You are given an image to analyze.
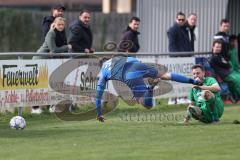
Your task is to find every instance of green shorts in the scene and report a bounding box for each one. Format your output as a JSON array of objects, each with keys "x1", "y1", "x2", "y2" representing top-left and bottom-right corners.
[
  {"x1": 225, "y1": 71, "x2": 240, "y2": 100},
  {"x1": 198, "y1": 97, "x2": 224, "y2": 123}
]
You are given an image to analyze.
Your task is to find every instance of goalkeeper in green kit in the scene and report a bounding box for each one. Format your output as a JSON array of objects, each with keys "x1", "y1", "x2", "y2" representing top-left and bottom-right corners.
[{"x1": 184, "y1": 64, "x2": 224, "y2": 124}]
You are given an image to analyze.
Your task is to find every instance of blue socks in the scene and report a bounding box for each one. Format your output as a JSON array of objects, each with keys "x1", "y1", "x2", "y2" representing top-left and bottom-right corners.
[
  {"x1": 170, "y1": 73, "x2": 196, "y2": 84},
  {"x1": 143, "y1": 86, "x2": 154, "y2": 108}
]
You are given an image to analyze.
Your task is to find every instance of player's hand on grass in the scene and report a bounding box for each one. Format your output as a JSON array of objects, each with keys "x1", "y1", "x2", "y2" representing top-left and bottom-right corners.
[{"x1": 97, "y1": 115, "x2": 105, "y2": 122}]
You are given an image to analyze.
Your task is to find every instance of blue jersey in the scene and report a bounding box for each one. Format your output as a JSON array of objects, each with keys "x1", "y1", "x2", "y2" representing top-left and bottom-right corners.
[
  {"x1": 96, "y1": 56, "x2": 158, "y2": 116},
  {"x1": 99, "y1": 56, "x2": 139, "y2": 81}
]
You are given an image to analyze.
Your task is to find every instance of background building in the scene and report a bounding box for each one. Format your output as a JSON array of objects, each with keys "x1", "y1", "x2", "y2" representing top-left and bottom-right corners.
[
  {"x1": 0, "y1": 0, "x2": 136, "y2": 52},
  {"x1": 0, "y1": 0, "x2": 136, "y2": 13},
  {"x1": 102, "y1": 0, "x2": 136, "y2": 13},
  {"x1": 0, "y1": 0, "x2": 102, "y2": 11},
  {"x1": 137, "y1": 0, "x2": 240, "y2": 53}
]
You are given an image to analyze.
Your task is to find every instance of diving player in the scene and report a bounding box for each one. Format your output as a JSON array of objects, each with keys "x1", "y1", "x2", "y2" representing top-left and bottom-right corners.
[{"x1": 96, "y1": 56, "x2": 202, "y2": 122}]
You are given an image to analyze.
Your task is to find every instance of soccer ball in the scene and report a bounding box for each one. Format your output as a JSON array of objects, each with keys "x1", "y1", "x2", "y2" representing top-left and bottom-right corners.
[{"x1": 9, "y1": 116, "x2": 26, "y2": 130}]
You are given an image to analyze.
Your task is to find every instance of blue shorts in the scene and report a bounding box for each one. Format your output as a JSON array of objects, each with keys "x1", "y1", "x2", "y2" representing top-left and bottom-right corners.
[{"x1": 123, "y1": 62, "x2": 158, "y2": 98}]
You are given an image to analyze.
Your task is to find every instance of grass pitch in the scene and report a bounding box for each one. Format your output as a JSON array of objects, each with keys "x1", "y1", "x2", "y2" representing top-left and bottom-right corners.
[{"x1": 0, "y1": 100, "x2": 240, "y2": 160}]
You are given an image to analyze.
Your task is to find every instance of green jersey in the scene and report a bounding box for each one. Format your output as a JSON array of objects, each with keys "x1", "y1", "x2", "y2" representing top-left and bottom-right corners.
[
  {"x1": 228, "y1": 49, "x2": 239, "y2": 72},
  {"x1": 189, "y1": 77, "x2": 224, "y2": 123}
]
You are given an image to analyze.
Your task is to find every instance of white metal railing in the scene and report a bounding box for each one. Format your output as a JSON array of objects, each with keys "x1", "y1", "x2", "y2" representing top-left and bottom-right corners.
[
  {"x1": 0, "y1": 51, "x2": 212, "y2": 57},
  {"x1": 0, "y1": 51, "x2": 211, "y2": 115}
]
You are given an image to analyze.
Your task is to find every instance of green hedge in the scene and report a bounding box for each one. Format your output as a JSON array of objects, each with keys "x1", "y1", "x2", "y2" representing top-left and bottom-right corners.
[
  {"x1": 0, "y1": 9, "x2": 44, "y2": 52},
  {"x1": 0, "y1": 9, "x2": 133, "y2": 52}
]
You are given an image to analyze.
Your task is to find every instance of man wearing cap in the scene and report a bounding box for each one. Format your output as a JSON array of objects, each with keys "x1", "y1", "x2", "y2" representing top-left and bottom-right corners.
[{"x1": 42, "y1": 4, "x2": 66, "y2": 37}]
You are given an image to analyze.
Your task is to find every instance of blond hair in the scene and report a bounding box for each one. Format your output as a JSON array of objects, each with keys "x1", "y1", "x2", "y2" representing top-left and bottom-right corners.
[{"x1": 50, "y1": 17, "x2": 66, "y2": 29}]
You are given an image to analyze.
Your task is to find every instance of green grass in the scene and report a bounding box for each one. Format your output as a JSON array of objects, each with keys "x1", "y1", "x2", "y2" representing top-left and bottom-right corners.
[{"x1": 0, "y1": 100, "x2": 240, "y2": 160}]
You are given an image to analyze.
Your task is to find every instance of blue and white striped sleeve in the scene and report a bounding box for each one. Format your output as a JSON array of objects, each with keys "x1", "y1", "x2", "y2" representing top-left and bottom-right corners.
[{"x1": 96, "y1": 72, "x2": 107, "y2": 116}]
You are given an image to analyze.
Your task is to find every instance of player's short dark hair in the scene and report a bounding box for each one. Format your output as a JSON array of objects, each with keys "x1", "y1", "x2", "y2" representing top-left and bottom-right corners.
[
  {"x1": 130, "y1": 17, "x2": 140, "y2": 23},
  {"x1": 188, "y1": 13, "x2": 197, "y2": 17},
  {"x1": 212, "y1": 40, "x2": 223, "y2": 46},
  {"x1": 220, "y1": 18, "x2": 229, "y2": 25},
  {"x1": 191, "y1": 64, "x2": 205, "y2": 71},
  {"x1": 176, "y1": 11, "x2": 185, "y2": 18},
  {"x1": 79, "y1": 9, "x2": 91, "y2": 16},
  {"x1": 52, "y1": 4, "x2": 66, "y2": 11}
]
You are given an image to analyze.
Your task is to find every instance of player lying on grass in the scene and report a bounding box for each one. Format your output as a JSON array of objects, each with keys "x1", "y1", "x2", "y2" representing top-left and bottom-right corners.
[
  {"x1": 183, "y1": 64, "x2": 224, "y2": 124},
  {"x1": 96, "y1": 55, "x2": 202, "y2": 122}
]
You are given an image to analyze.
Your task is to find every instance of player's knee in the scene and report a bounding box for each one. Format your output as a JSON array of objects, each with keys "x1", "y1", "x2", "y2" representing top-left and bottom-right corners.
[
  {"x1": 187, "y1": 104, "x2": 194, "y2": 110},
  {"x1": 201, "y1": 90, "x2": 215, "y2": 100}
]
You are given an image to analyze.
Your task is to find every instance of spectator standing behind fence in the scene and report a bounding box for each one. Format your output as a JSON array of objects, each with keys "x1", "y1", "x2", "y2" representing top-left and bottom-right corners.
[
  {"x1": 167, "y1": 12, "x2": 194, "y2": 105},
  {"x1": 42, "y1": 4, "x2": 66, "y2": 38},
  {"x1": 209, "y1": 40, "x2": 240, "y2": 102},
  {"x1": 213, "y1": 19, "x2": 230, "y2": 60},
  {"x1": 118, "y1": 17, "x2": 140, "y2": 53},
  {"x1": 32, "y1": 17, "x2": 72, "y2": 114},
  {"x1": 68, "y1": 10, "x2": 94, "y2": 53},
  {"x1": 185, "y1": 13, "x2": 197, "y2": 52},
  {"x1": 37, "y1": 17, "x2": 71, "y2": 54},
  {"x1": 167, "y1": 12, "x2": 193, "y2": 54}
]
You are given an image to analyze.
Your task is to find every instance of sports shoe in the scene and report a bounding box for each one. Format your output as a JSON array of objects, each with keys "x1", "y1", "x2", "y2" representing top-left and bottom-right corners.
[
  {"x1": 168, "y1": 98, "x2": 177, "y2": 105},
  {"x1": 188, "y1": 107, "x2": 203, "y2": 120},
  {"x1": 177, "y1": 97, "x2": 190, "y2": 104},
  {"x1": 31, "y1": 107, "x2": 42, "y2": 114},
  {"x1": 211, "y1": 120, "x2": 220, "y2": 125}
]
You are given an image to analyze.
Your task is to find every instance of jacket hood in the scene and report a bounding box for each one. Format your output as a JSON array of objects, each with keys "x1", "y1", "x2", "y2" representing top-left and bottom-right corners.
[{"x1": 44, "y1": 16, "x2": 55, "y2": 22}]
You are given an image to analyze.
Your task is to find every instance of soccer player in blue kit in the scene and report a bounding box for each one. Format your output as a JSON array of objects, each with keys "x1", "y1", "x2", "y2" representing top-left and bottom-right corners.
[{"x1": 96, "y1": 56, "x2": 201, "y2": 122}]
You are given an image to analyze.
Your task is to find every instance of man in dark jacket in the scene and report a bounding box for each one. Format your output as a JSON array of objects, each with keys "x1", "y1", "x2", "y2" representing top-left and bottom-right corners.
[
  {"x1": 185, "y1": 13, "x2": 197, "y2": 52},
  {"x1": 167, "y1": 12, "x2": 193, "y2": 53},
  {"x1": 42, "y1": 4, "x2": 65, "y2": 38},
  {"x1": 118, "y1": 17, "x2": 140, "y2": 53},
  {"x1": 213, "y1": 19, "x2": 230, "y2": 60},
  {"x1": 68, "y1": 10, "x2": 94, "y2": 53}
]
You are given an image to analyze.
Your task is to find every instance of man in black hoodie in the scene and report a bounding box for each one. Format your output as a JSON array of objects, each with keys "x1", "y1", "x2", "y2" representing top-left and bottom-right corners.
[
  {"x1": 68, "y1": 10, "x2": 94, "y2": 53},
  {"x1": 42, "y1": 4, "x2": 66, "y2": 38},
  {"x1": 213, "y1": 19, "x2": 230, "y2": 60},
  {"x1": 118, "y1": 17, "x2": 140, "y2": 53}
]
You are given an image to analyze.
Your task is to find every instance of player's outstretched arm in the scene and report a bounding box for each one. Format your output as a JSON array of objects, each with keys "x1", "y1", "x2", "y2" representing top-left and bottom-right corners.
[{"x1": 96, "y1": 73, "x2": 107, "y2": 122}]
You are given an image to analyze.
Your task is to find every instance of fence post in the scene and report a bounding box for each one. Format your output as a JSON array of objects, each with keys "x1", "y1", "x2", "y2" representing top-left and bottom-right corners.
[{"x1": 17, "y1": 55, "x2": 23, "y2": 116}]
